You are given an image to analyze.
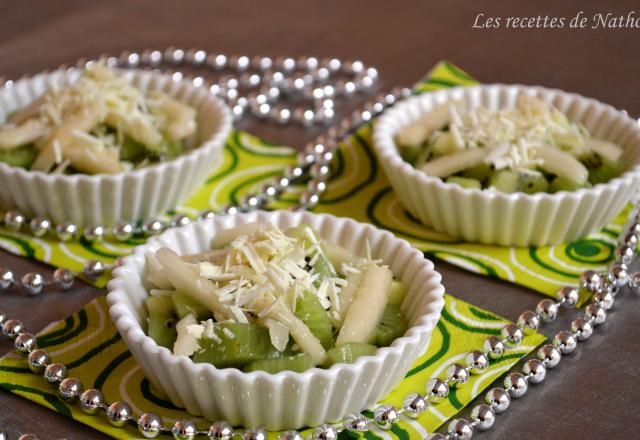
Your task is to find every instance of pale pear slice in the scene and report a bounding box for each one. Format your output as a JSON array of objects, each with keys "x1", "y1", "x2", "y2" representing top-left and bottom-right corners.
[
  {"x1": 396, "y1": 102, "x2": 455, "y2": 147},
  {"x1": 0, "y1": 119, "x2": 49, "y2": 150},
  {"x1": 587, "y1": 138, "x2": 623, "y2": 163},
  {"x1": 420, "y1": 147, "x2": 488, "y2": 178},
  {"x1": 535, "y1": 146, "x2": 589, "y2": 185},
  {"x1": 252, "y1": 293, "x2": 326, "y2": 365},
  {"x1": 336, "y1": 265, "x2": 392, "y2": 345},
  {"x1": 155, "y1": 247, "x2": 232, "y2": 320}
]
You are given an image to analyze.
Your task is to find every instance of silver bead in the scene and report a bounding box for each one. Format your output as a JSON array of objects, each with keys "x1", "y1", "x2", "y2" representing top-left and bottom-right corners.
[
  {"x1": 310, "y1": 163, "x2": 331, "y2": 180},
  {"x1": 0, "y1": 267, "x2": 14, "y2": 289},
  {"x1": 343, "y1": 414, "x2": 369, "y2": 431},
  {"x1": 113, "y1": 223, "x2": 134, "y2": 241},
  {"x1": 21, "y1": 272, "x2": 44, "y2": 295},
  {"x1": 220, "y1": 204, "x2": 239, "y2": 215},
  {"x1": 171, "y1": 214, "x2": 191, "y2": 228},
  {"x1": 535, "y1": 299, "x2": 559, "y2": 322},
  {"x1": 276, "y1": 175, "x2": 291, "y2": 190},
  {"x1": 403, "y1": 393, "x2": 428, "y2": 417},
  {"x1": 446, "y1": 363, "x2": 470, "y2": 388},
  {"x1": 621, "y1": 231, "x2": 638, "y2": 249},
  {"x1": 447, "y1": 419, "x2": 473, "y2": 440},
  {"x1": 485, "y1": 387, "x2": 510, "y2": 413},
  {"x1": 500, "y1": 323, "x2": 524, "y2": 347},
  {"x1": 242, "y1": 428, "x2": 267, "y2": 440},
  {"x1": 593, "y1": 290, "x2": 614, "y2": 310},
  {"x1": 0, "y1": 311, "x2": 5, "y2": 327},
  {"x1": 84, "y1": 260, "x2": 106, "y2": 279},
  {"x1": 83, "y1": 224, "x2": 105, "y2": 242},
  {"x1": 483, "y1": 336, "x2": 505, "y2": 359},
  {"x1": 29, "y1": 217, "x2": 51, "y2": 237},
  {"x1": 308, "y1": 180, "x2": 327, "y2": 194},
  {"x1": 537, "y1": 344, "x2": 561, "y2": 368},
  {"x1": 0, "y1": 431, "x2": 6, "y2": 440},
  {"x1": 517, "y1": 310, "x2": 540, "y2": 330},
  {"x1": 53, "y1": 268, "x2": 74, "y2": 290},
  {"x1": 43, "y1": 363, "x2": 67, "y2": 386},
  {"x1": 242, "y1": 194, "x2": 263, "y2": 210},
  {"x1": 14, "y1": 332, "x2": 37, "y2": 353},
  {"x1": 279, "y1": 430, "x2": 303, "y2": 440},
  {"x1": 610, "y1": 263, "x2": 629, "y2": 287},
  {"x1": 571, "y1": 317, "x2": 594, "y2": 341},
  {"x1": 27, "y1": 349, "x2": 50, "y2": 373},
  {"x1": 374, "y1": 405, "x2": 399, "y2": 429},
  {"x1": 56, "y1": 222, "x2": 78, "y2": 241},
  {"x1": 287, "y1": 165, "x2": 305, "y2": 179},
  {"x1": 143, "y1": 219, "x2": 165, "y2": 236},
  {"x1": 552, "y1": 331, "x2": 577, "y2": 355},
  {"x1": 79, "y1": 388, "x2": 104, "y2": 414},
  {"x1": 208, "y1": 421, "x2": 234, "y2": 439},
  {"x1": 585, "y1": 303, "x2": 606, "y2": 325},
  {"x1": 580, "y1": 269, "x2": 600, "y2": 291},
  {"x1": 262, "y1": 184, "x2": 279, "y2": 198},
  {"x1": 58, "y1": 377, "x2": 83, "y2": 402},
  {"x1": 252, "y1": 55, "x2": 273, "y2": 71},
  {"x1": 138, "y1": 412, "x2": 163, "y2": 438},
  {"x1": 426, "y1": 377, "x2": 449, "y2": 402},
  {"x1": 18, "y1": 435, "x2": 39, "y2": 440},
  {"x1": 522, "y1": 359, "x2": 546, "y2": 384},
  {"x1": 198, "y1": 209, "x2": 216, "y2": 221},
  {"x1": 629, "y1": 272, "x2": 640, "y2": 290},
  {"x1": 470, "y1": 404, "x2": 495, "y2": 430},
  {"x1": 2, "y1": 319, "x2": 23, "y2": 338},
  {"x1": 312, "y1": 424, "x2": 338, "y2": 440},
  {"x1": 172, "y1": 419, "x2": 197, "y2": 440},
  {"x1": 615, "y1": 245, "x2": 634, "y2": 265},
  {"x1": 556, "y1": 286, "x2": 579, "y2": 307},
  {"x1": 106, "y1": 401, "x2": 133, "y2": 427},
  {"x1": 299, "y1": 192, "x2": 319, "y2": 208},
  {"x1": 293, "y1": 107, "x2": 314, "y2": 126},
  {"x1": 272, "y1": 107, "x2": 291, "y2": 125},
  {"x1": 4, "y1": 210, "x2": 25, "y2": 231},
  {"x1": 504, "y1": 373, "x2": 528, "y2": 398},
  {"x1": 186, "y1": 49, "x2": 207, "y2": 65}
]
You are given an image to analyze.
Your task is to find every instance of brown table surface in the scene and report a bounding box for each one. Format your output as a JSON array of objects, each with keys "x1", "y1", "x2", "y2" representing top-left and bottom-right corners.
[{"x1": 1, "y1": 0, "x2": 639, "y2": 438}]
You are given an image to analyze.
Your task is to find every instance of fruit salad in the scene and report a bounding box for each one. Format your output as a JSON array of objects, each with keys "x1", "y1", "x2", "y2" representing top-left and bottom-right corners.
[
  {"x1": 395, "y1": 95, "x2": 624, "y2": 193},
  {"x1": 143, "y1": 223, "x2": 408, "y2": 373},
  {"x1": 0, "y1": 64, "x2": 197, "y2": 174}
]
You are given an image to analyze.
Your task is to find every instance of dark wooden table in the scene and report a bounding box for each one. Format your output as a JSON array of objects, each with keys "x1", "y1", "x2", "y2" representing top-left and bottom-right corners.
[{"x1": 1, "y1": 1, "x2": 639, "y2": 438}]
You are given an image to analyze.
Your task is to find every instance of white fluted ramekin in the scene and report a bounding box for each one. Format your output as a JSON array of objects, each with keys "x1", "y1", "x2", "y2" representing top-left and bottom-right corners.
[
  {"x1": 373, "y1": 85, "x2": 640, "y2": 246},
  {"x1": 107, "y1": 211, "x2": 445, "y2": 430},
  {"x1": 0, "y1": 68, "x2": 232, "y2": 226}
]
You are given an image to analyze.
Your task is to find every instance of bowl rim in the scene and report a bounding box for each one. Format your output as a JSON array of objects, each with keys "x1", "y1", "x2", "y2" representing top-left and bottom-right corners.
[
  {"x1": 106, "y1": 210, "x2": 446, "y2": 382},
  {"x1": 372, "y1": 83, "x2": 640, "y2": 203},
  {"x1": 0, "y1": 67, "x2": 233, "y2": 184}
]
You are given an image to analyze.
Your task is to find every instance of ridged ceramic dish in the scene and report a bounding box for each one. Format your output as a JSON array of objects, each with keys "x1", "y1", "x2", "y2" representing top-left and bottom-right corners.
[
  {"x1": 373, "y1": 85, "x2": 640, "y2": 246},
  {"x1": 0, "y1": 68, "x2": 232, "y2": 226},
  {"x1": 107, "y1": 211, "x2": 445, "y2": 430}
]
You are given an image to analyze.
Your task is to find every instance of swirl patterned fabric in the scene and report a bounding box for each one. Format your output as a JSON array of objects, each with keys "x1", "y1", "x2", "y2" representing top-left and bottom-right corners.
[{"x1": 0, "y1": 295, "x2": 544, "y2": 439}]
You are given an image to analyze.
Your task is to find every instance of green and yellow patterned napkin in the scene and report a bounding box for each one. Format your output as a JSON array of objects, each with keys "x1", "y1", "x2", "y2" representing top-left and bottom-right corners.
[
  {"x1": 0, "y1": 296, "x2": 544, "y2": 439},
  {"x1": 0, "y1": 62, "x2": 623, "y2": 438}
]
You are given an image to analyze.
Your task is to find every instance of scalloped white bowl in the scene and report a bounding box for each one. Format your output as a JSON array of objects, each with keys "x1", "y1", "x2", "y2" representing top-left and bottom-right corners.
[
  {"x1": 107, "y1": 211, "x2": 445, "y2": 430},
  {"x1": 373, "y1": 85, "x2": 640, "y2": 246},
  {"x1": 0, "y1": 68, "x2": 232, "y2": 226}
]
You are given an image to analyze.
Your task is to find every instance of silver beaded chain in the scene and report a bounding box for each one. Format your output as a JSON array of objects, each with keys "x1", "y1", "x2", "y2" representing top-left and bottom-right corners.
[
  {"x1": 1, "y1": 211, "x2": 639, "y2": 439},
  {"x1": 0, "y1": 47, "x2": 409, "y2": 295},
  {"x1": 1, "y1": 49, "x2": 639, "y2": 439}
]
